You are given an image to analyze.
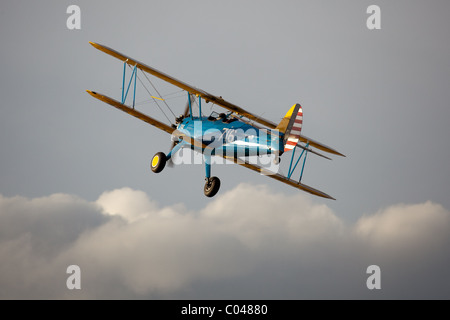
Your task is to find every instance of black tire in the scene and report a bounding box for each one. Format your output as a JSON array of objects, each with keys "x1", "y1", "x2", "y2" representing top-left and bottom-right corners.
[
  {"x1": 151, "y1": 152, "x2": 166, "y2": 173},
  {"x1": 204, "y1": 176, "x2": 221, "y2": 197}
]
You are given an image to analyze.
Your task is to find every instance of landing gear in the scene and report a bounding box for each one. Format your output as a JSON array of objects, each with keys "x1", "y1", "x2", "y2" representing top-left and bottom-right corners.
[
  {"x1": 151, "y1": 152, "x2": 166, "y2": 173},
  {"x1": 203, "y1": 155, "x2": 220, "y2": 197},
  {"x1": 204, "y1": 176, "x2": 221, "y2": 197}
]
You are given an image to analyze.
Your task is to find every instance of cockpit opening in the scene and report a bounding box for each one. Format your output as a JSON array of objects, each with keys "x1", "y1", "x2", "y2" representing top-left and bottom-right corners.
[{"x1": 207, "y1": 111, "x2": 237, "y2": 123}]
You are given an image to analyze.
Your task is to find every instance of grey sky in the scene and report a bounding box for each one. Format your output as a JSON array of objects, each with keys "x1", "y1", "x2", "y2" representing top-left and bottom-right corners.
[{"x1": 1, "y1": 0, "x2": 450, "y2": 299}]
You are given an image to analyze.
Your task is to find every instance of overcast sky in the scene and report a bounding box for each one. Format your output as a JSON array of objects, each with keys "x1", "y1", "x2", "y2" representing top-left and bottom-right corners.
[{"x1": 1, "y1": 0, "x2": 450, "y2": 299}]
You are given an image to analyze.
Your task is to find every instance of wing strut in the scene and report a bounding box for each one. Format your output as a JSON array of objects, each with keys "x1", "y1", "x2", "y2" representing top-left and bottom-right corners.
[
  {"x1": 122, "y1": 63, "x2": 138, "y2": 107},
  {"x1": 287, "y1": 143, "x2": 309, "y2": 182}
]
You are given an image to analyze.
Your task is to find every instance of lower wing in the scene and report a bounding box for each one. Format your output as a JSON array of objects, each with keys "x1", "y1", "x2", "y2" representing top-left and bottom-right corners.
[{"x1": 220, "y1": 154, "x2": 335, "y2": 200}]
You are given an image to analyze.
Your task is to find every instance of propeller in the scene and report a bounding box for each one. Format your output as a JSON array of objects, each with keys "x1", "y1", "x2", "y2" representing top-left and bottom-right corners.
[{"x1": 167, "y1": 94, "x2": 193, "y2": 167}]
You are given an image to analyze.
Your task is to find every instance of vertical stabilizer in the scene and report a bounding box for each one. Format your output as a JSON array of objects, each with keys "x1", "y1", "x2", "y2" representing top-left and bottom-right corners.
[{"x1": 276, "y1": 104, "x2": 303, "y2": 152}]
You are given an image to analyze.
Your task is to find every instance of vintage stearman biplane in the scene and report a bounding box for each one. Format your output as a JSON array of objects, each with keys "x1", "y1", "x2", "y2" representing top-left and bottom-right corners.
[{"x1": 87, "y1": 42, "x2": 345, "y2": 199}]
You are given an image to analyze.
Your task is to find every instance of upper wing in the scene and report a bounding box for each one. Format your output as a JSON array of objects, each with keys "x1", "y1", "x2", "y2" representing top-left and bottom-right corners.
[
  {"x1": 219, "y1": 154, "x2": 335, "y2": 200},
  {"x1": 89, "y1": 42, "x2": 277, "y2": 129}
]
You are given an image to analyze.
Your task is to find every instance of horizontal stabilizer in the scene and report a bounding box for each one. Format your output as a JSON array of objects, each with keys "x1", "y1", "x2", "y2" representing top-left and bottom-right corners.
[
  {"x1": 298, "y1": 134, "x2": 345, "y2": 157},
  {"x1": 297, "y1": 144, "x2": 332, "y2": 160}
]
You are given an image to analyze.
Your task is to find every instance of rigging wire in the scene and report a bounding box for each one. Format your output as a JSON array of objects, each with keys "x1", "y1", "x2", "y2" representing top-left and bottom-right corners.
[
  {"x1": 162, "y1": 89, "x2": 185, "y2": 98},
  {"x1": 140, "y1": 69, "x2": 177, "y2": 118},
  {"x1": 133, "y1": 92, "x2": 187, "y2": 107},
  {"x1": 126, "y1": 65, "x2": 173, "y2": 124}
]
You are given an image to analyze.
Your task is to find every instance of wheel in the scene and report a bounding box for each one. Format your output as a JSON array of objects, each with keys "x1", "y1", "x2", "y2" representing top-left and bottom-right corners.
[
  {"x1": 151, "y1": 152, "x2": 166, "y2": 173},
  {"x1": 204, "y1": 176, "x2": 221, "y2": 197}
]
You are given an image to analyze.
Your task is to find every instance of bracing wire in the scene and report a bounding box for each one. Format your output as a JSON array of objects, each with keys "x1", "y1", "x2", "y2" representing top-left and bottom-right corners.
[
  {"x1": 162, "y1": 89, "x2": 185, "y2": 98},
  {"x1": 126, "y1": 65, "x2": 173, "y2": 124},
  {"x1": 133, "y1": 94, "x2": 186, "y2": 108},
  {"x1": 140, "y1": 70, "x2": 177, "y2": 118}
]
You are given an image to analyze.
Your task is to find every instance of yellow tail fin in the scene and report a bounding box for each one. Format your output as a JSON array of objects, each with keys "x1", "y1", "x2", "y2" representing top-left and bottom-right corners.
[{"x1": 276, "y1": 104, "x2": 301, "y2": 134}]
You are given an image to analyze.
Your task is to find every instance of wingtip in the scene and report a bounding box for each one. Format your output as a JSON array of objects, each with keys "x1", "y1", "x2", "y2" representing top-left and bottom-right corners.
[
  {"x1": 89, "y1": 41, "x2": 102, "y2": 49},
  {"x1": 330, "y1": 149, "x2": 346, "y2": 158},
  {"x1": 330, "y1": 148, "x2": 346, "y2": 158},
  {"x1": 320, "y1": 192, "x2": 336, "y2": 200}
]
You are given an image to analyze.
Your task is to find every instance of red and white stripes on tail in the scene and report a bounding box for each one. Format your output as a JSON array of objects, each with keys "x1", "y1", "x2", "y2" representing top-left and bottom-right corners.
[{"x1": 284, "y1": 106, "x2": 303, "y2": 152}]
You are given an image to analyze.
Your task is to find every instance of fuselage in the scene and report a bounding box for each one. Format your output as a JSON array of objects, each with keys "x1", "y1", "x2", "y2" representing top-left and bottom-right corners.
[{"x1": 176, "y1": 114, "x2": 283, "y2": 158}]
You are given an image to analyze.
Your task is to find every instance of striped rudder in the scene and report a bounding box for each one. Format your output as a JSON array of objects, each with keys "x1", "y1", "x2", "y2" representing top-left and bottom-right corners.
[
  {"x1": 275, "y1": 103, "x2": 303, "y2": 152},
  {"x1": 284, "y1": 104, "x2": 303, "y2": 152}
]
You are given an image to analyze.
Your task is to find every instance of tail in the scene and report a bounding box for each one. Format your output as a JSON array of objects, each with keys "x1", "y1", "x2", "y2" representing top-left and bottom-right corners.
[{"x1": 276, "y1": 103, "x2": 303, "y2": 152}]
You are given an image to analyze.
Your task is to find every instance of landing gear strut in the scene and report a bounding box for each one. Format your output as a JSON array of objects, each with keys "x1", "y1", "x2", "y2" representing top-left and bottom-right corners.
[{"x1": 204, "y1": 176, "x2": 221, "y2": 197}]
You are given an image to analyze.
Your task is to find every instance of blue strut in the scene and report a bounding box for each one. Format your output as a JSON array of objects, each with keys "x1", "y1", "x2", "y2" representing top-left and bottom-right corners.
[
  {"x1": 121, "y1": 62, "x2": 138, "y2": 108},
  {"x1": 204, "y1": 155, "x2": 211, "y2": 178},
  {"x1": 287, "y1": 143, "x2": 310, "y2": 182}
]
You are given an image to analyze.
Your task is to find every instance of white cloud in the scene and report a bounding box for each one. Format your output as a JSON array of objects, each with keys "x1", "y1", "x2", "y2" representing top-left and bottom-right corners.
[
  {"x1": 355, "y1": 201, "x2": 450, "y2": 250},
  {"x1": 200, "y1": 184, "x2": 344, "y2": 249},
  {"x1": 96, "y1": 187, "x2": 158, "y2": 222},
  {"x1": 0, "y1": 186, "x2": 449, "y2": 299}
]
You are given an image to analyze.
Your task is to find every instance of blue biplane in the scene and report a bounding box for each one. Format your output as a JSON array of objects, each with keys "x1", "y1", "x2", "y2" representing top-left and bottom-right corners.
[{"x1": 87, "y1": 42, "x2": 345, "y2": 199}]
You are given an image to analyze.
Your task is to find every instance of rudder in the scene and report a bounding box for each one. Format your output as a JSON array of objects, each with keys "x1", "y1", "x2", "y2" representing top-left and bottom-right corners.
[{"x1": 275, "y1": 103, "x2": 303, "y2": 152}]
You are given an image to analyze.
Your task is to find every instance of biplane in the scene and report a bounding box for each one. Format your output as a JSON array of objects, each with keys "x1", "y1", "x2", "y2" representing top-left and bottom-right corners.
[{"x1": 87, "y1": 42, "x2": 345, "y2": 199}]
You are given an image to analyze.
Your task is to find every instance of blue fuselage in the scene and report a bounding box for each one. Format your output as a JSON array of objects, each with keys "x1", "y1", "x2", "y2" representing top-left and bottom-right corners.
[{"x1": 176, "y1": 116, "x2": 283, "y2": 157}]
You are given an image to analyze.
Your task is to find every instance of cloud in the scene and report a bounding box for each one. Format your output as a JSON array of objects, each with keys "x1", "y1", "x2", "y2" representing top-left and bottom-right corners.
[
  {"x1": 0, "y1": 193, "x2": 108, "y2": 258},
  {"x1": 355, "y1": 201, "x2": 450, "y2": 250},
  {"x1": 0, "y1": 193, "x2": 109, "y2": 299},
  {"x1": 96, "y1": 187, "x2": 158, "y2": 222},
  {"x1": 0, "y1": 186, "x2": 449, "y2": 299}
]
